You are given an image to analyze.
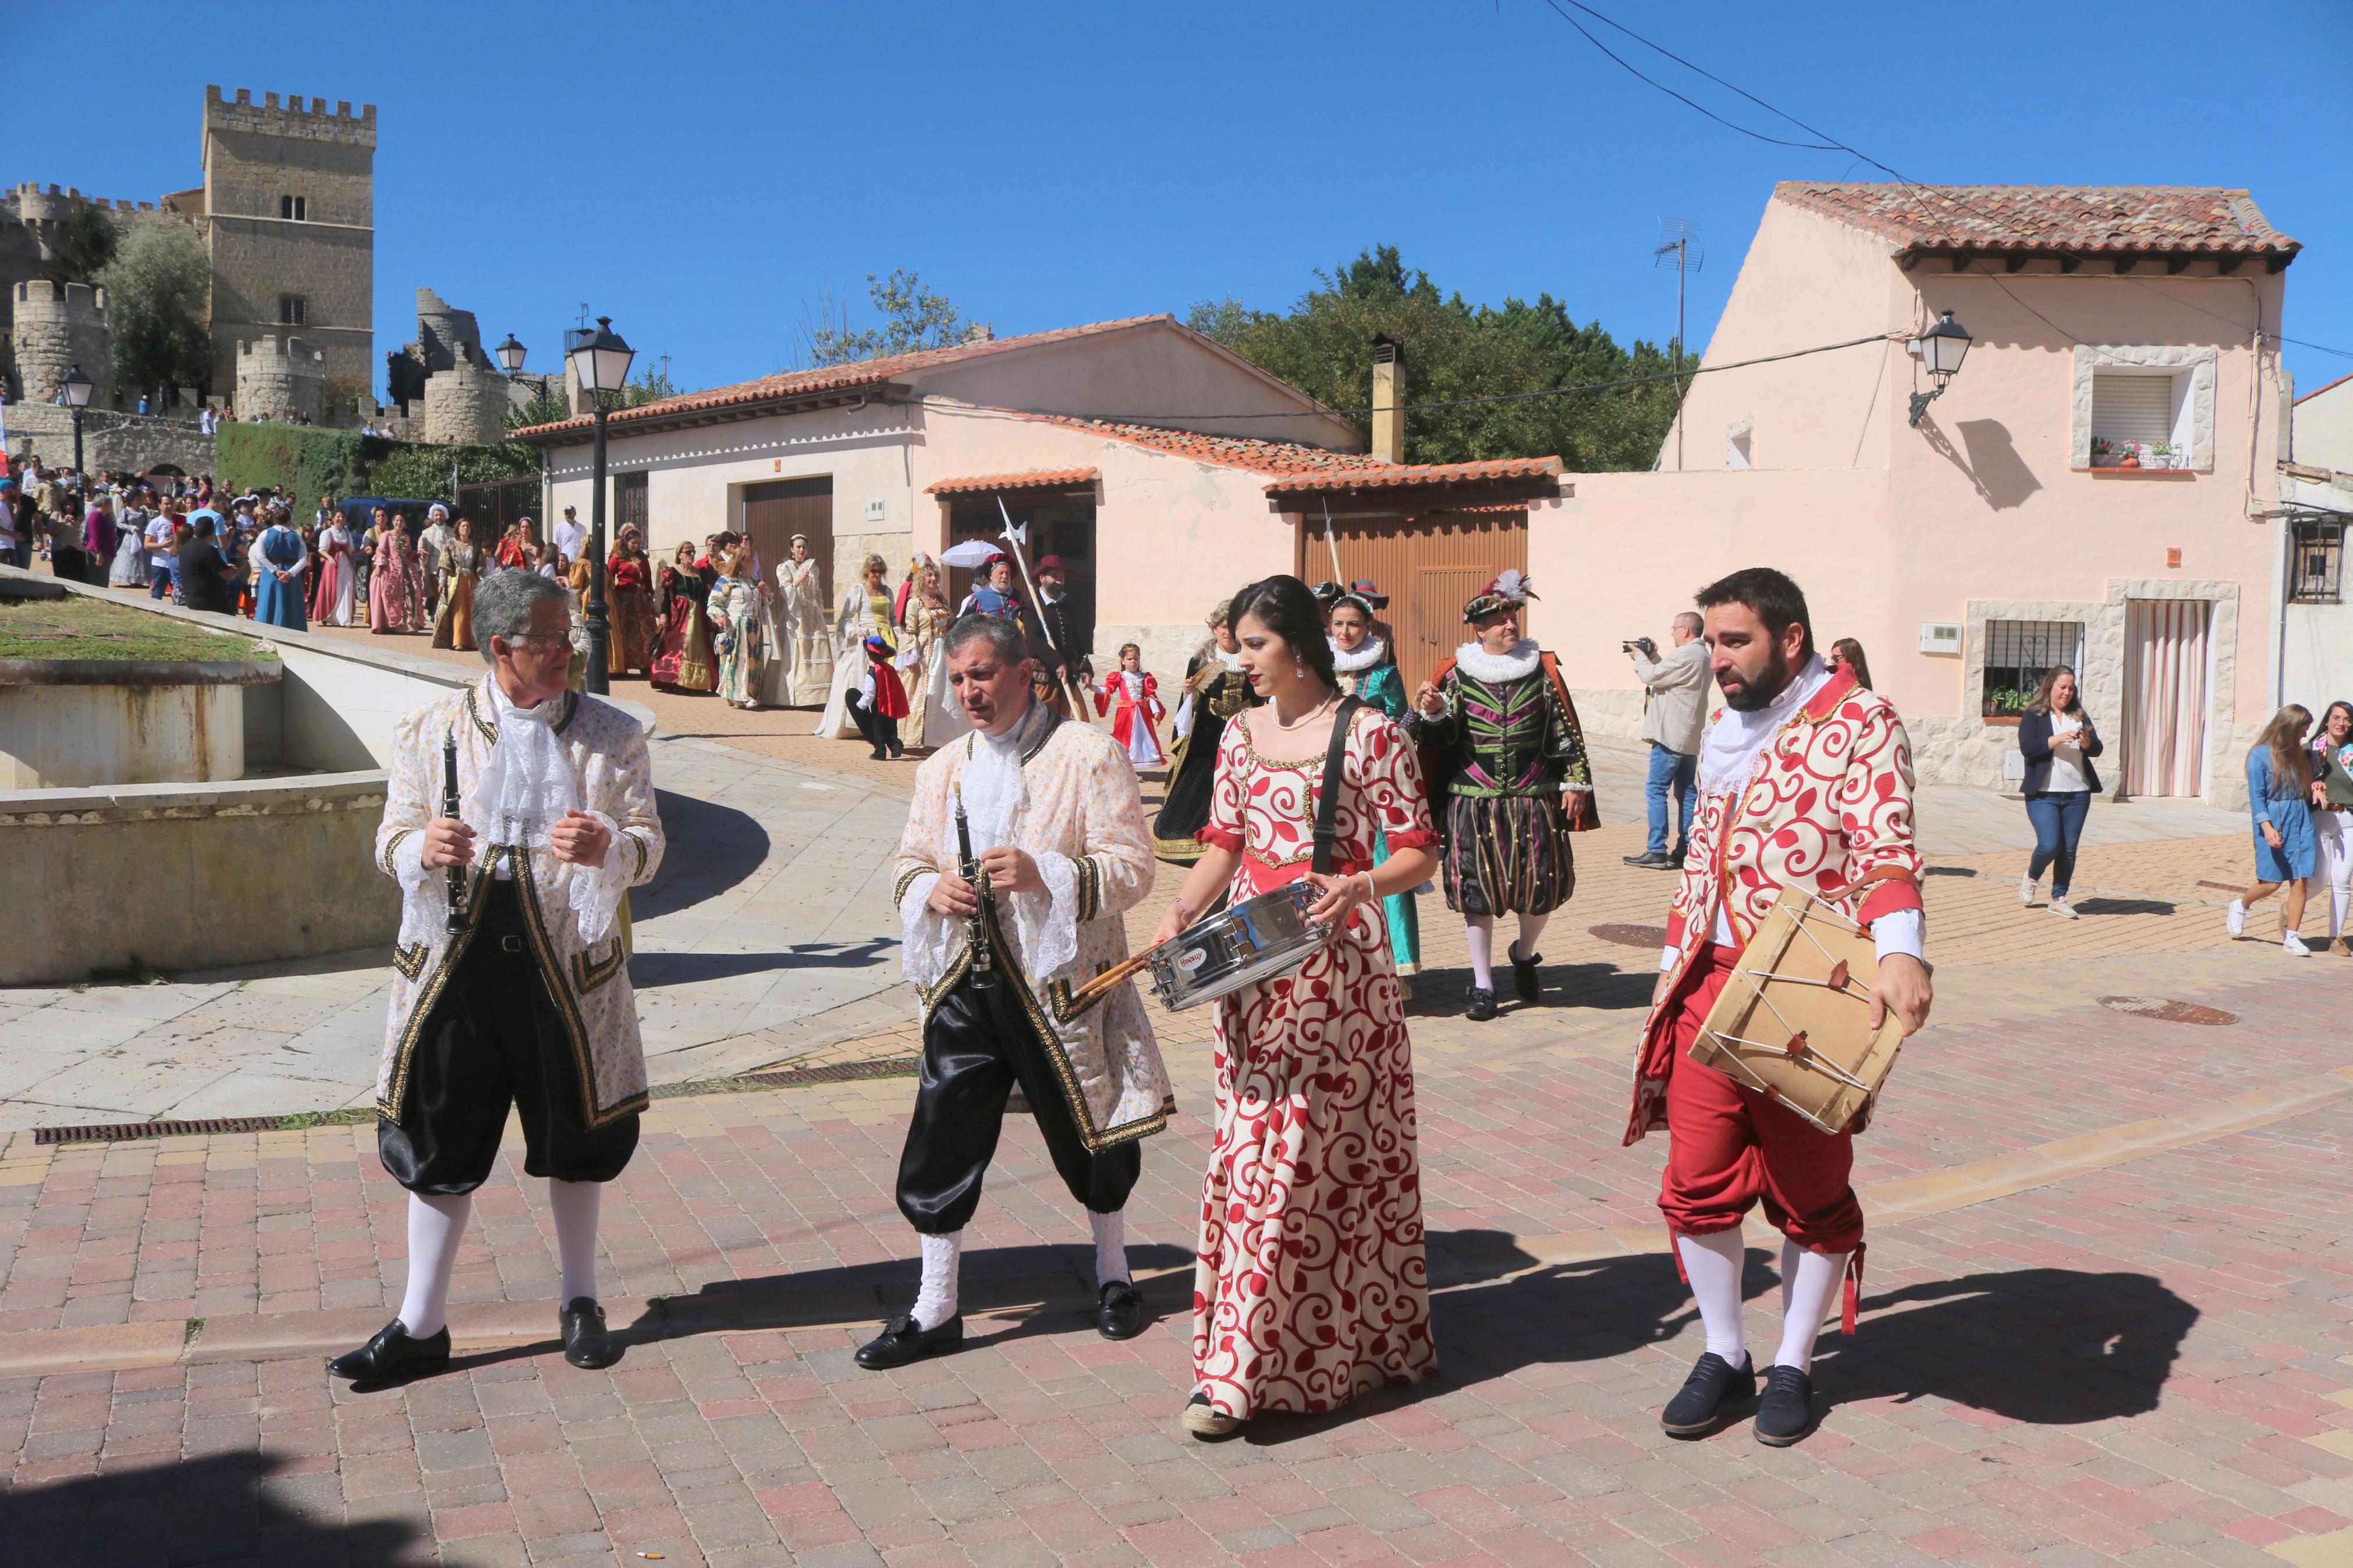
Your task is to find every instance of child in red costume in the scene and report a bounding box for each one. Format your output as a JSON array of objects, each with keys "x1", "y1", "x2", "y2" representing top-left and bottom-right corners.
[
  {"x1": 1632, "y1": 568, "x2": 1933, "y2": 1449},
  {"x1": 851, "y1": 632, "x2": 910, "y2": 759},
  {"x1": 1094, "y1": 643, "x2": 1166, "y2": 767}
]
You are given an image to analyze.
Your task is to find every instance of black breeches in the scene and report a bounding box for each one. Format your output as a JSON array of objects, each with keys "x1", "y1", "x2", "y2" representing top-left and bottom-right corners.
[
  {"x1": 378, "y1": 880, "x2": 639, "y2": 1195},
  {"x1": 848, "y1": 691, "x2": 899, "y2": 751},
  {"x1": 895, "y1": 972, "x2": 1141, "y2": 1234}
]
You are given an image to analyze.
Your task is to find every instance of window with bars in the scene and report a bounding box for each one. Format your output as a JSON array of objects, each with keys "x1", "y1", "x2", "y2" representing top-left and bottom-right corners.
[
  {"x1": 1981, "y1": 620, "x2": 2085, "y2": 719},
  {"x1": 278, "y1": 294, "x2": 306, "y2": 326},
  {"x1": 280, "y1": 194, "x2": 307, "y2": 221},
  {"x1": 2291, "y1": 520, "x2": 2345, "y2": 606}
]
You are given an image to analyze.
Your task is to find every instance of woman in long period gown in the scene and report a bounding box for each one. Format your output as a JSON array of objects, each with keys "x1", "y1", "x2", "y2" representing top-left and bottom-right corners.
[
  {"x1": 651, "y1": 542, "x2": 717, "y2": 693},
  {"x1": 367, "y1": 521, "x2": 415, "y2": 632},
  {"x1": 1153, "y1": 602, "x2": 1257, "y2": 862},
  {"x1": 311, "y1": 516, "x2": 356, "y2": 626},
  {"x1": 898, "y1": 561, "x2": 952, "y2": 748},
  {"x1": 815, "y1": 553, "x2": 895, "y2": 739},
  {"x1": 777, "y1": 535, "x2": 833, "y2": 706},
  {"x1": 1330, "y1": 590, "x2": 1421, "y2": 985},
  {"x1": 708, "y1": 545, "x2": 767, "y2": 708},
  {"x1": 432, "y1": 519, "x2": 480, "y2": 650},
  {"x1": 108, "y1": 506, "x2": 151, "y2": 586},
  {"x1": 1150, "y1": 574, "x2": 1440, "y2": 1440},
  {"x1": 607, "y1": 526, "x2": 656, "y2": 678}
]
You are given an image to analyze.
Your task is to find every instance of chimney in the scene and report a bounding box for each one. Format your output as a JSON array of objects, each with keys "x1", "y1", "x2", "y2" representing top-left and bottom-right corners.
[{"x1": 1370, "y1": 333, "x2": 1403, "y2": 463}]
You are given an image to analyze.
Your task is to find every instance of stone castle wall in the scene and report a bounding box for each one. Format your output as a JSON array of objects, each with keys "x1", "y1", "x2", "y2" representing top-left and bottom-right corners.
[
  {"x1": 236, "y1": 335, "x2": 326, "y2": 424},
  {"x1": 10, "y1": 280, "x2": 111, "y2": 406},
  {"x1": 423, "y1": 360, "x2": 507, "y2": 445},
  {"x1": 4, "y1": 401, "x2": 218, "y2": 478}
]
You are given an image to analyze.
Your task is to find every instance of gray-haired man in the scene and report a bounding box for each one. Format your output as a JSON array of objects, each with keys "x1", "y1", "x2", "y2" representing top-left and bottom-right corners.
[
  {"x1": 332, "y1": 571, "x2": 666, "y2": 1385},
  {"x1": 1625, "y1": 611, "x2": 1711, "y2": 870}
]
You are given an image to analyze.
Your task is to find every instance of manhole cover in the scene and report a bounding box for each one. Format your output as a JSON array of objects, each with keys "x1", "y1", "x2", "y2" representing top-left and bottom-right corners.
[
  {"x1": 1590, "y1": 923, "x2": 1669, "y2": 948},
  {"x1": 2098, "y1": 996, "x2": 2240, "y2": 1026}
]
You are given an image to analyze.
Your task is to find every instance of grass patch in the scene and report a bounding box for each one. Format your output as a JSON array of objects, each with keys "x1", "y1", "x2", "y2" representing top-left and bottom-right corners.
[{"x1": 0, "y1": 594, "x2": 272, "y2": 663}]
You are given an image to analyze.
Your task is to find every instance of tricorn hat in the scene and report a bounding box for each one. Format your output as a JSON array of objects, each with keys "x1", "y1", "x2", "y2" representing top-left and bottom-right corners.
[{"x1": 1347, "y1": 577, "x2": 1389, "y2": 610}]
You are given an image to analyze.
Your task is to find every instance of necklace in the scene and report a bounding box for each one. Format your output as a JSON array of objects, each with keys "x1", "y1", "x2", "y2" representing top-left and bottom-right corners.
[{"x1": 1270, "y1": 692, "x2": 1335, "y2": 731}]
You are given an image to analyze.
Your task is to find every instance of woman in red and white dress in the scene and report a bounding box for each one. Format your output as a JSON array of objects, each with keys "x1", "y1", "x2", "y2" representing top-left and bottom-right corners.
[
  {"x1": 1151, "y1": 574, "x2": 1440, "y2": 1439},
  {"x1": 1094, "y1": 643, "x2": 1166, "y2": 767}
]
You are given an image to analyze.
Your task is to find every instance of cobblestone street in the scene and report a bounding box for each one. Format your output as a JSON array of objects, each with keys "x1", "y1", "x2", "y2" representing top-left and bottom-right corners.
[{"x1": 3, "y1": 685, "x2": 2350, "y2": 1566}]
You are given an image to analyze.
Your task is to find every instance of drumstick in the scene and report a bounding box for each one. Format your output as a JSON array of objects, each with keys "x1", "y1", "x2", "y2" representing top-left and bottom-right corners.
[{"x1": 1064, "y1": 945, "x2": 1160, "y2": 1010}]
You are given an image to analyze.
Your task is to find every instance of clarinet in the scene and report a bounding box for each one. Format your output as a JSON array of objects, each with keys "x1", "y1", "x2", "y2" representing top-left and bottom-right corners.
[
  {"x1": 442, "y1": 731, "x2": 470, "y2": 935},
  {"x1": 953, "y1": 785, "x2": 996, "y2": 990}
]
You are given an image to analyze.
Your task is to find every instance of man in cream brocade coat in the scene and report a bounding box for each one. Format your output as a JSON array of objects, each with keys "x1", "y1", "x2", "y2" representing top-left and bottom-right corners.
[{"x1": 856, "y1": 615, "x2": 1172, "y2": 1370}]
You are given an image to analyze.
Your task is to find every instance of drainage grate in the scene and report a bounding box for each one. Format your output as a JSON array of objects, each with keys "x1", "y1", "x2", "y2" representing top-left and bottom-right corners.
[
  {"x1": 2098, "y1": 996, "x2": 2240, "y2": 1026},
  {"x1": 1589, "y1": 923, "x2": 1670, "y2": 949},
  {"x1": 33, "y1": 1058, "x2": 925, "y2": 1146}
]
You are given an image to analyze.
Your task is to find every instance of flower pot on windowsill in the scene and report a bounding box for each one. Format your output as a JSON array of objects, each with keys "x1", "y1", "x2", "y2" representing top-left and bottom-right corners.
[{"x1": 2118, "y1": 453, "x2": 2141, "y2": 469}]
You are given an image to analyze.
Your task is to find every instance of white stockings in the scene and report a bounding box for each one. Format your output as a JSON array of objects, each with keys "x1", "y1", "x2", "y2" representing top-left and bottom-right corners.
[
  {"x1": 398, "y1": 1192, "x2": 471, "y2": 1340},
  {"x1": 1091, "y1": 1208, "x2": 1130, "y2": 1288},
  {"x1": 912, "y1": 1232, "x2": 962, "y2": 1330},
  {"x1": 549, "y1": 1179, "x2": 602, "y2": 1305},
  {"x1": 1773, "y1": 1240, "x2": 1850, "y2": 1375},
  {"x1": 1464, "y1": 914, "x2": 1551, "y2": 991},
  {"x1": 1676, "y1": 1229, "x2": 1748, "y2": 1368}
]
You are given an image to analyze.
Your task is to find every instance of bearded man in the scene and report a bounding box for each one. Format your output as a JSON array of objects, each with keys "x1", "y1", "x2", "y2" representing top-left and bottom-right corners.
[{"x1": 1631, "y1": 566, "x2": 1932, "y2": 1447}]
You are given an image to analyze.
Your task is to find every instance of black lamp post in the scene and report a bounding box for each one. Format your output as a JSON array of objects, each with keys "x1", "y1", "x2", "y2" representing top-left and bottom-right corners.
[
  {"x1": 563, "y1": 317, "x2": 633, "y2": 696},
  {"x1": 494, "y1": 333, "x2": 526, "y2": 375},
  {"x1": 59, "y1": 363, "x2": 93, "y2": 476},
  {"x1": 1905, "y1": 310, "x2": 1974, "y2": 427}
]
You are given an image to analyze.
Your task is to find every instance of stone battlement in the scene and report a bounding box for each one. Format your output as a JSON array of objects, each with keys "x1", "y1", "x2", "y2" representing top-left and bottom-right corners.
[
  {"x1": 13, "y1": 279, "x2": 108, "y2": 322},
  {"x1": 13, "y1": 184, "x2": 164, "y2": 219},
  {"x1": 204, "y1": 85, "x2": 377, "y2": 148}
]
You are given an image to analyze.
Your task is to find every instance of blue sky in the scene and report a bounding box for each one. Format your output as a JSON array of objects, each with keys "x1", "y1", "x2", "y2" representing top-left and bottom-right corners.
[{"x1": 15, "y1": 0, "x2": 2350, "y2": 402}]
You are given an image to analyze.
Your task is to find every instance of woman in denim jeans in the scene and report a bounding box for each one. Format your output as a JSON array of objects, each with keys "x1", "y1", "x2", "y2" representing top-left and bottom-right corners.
[{"x1": 2017, "y1": 666, "x2": 2101, "y2": 920}]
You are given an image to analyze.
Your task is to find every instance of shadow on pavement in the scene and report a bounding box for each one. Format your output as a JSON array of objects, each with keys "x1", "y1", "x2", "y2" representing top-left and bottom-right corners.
[
  {"x1": 630, "y1": 938, "x2": 893, "y2": 988},
  {"x1": 1823, "y1": 1267, "x2": 2196, "y2": 1423},
  {"x1": 3, "y1": 1448, "x2": 423, "y2": 1566},
  {"x1": 2070, "y1": 897, "x2": 2177, "y2": 916},
  {"x1": 631, "y1": 788, "x2": 771, "y2": 919}
]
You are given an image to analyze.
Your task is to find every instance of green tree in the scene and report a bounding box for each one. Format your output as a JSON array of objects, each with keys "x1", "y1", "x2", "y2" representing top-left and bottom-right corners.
[
  {"x1": 40, "y1": 206, "x2": 118, "y2": 286},
  {"x1": 505, "y1": 378, "x2": 572, "y2": 430},
  {"x1": 617, "y1": 356, "x2": 681, "y2": 408},
  {"x1": 1196, "y1": 244, "x2": 1680, "y2": 470},
  {"x1": 798, "y1": 269, "x2": 968, "y2": 367},
  {"x1": 96, "y1": 223, "x2": 211, "y2": 398}
]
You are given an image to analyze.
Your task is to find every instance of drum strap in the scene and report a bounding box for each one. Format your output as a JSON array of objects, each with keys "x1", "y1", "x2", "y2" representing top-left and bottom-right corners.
[{"x1": 1311, "y1": 698, "x2": 1365, "y2": 876}]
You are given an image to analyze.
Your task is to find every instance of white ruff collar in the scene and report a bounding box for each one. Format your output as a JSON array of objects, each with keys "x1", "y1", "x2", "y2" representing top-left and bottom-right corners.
[
  {"x1": 1452, "y1": 638, "x2": 1541, "y2": 682},
  {"x1": 1213, "y1": 649, "x2": 1244, "y2": 672},
  {"x1": 1329, "y1": 635, "x2": 1387, "y2": 674},
  {"x1": 1698, "y1": 654, "x2": 1831, "y2": 797}
]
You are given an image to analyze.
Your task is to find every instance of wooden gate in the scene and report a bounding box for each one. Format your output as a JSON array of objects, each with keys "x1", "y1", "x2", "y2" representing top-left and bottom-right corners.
[
  {"x1": 1300, "y1": 509, "x2": 1530, "y2": 692},
  {"x1": 741, "y1": 478, "x2": 833, "y2": 599}
]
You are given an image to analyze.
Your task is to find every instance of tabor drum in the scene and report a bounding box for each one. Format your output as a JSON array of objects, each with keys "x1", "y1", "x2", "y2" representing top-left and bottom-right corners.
[
  {"x1": 1147, "y1": 882, "x2": 1330, "y2": 1011},
  {"x1": 1691, "y1": 886, "x2": 1908, "y2": 1135}
]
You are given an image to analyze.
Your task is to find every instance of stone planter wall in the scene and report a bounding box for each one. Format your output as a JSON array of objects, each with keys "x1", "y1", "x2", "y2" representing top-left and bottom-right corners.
[{"x1": 0, "y1": 657, "x2": 279, "y2": 788}]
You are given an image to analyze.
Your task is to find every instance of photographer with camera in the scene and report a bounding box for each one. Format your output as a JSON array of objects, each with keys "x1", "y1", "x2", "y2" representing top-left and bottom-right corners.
[{"x1": 1623, "y1": 611, "x2": 1710, "y2": 870}]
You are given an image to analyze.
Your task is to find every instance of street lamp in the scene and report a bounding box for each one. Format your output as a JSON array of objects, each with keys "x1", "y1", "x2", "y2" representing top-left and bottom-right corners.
[
  {"x1": 1905, "y1": 310, "x2": 1974, "y2": 427},
  {"x1": 563, "y1": 317, "x2": 634, "y2": 696},
  {"x1": 59, "y1": 363, "x2": 93, "y2": 476},
  {"x1": 493, "y1": 333, "x2": 526, "y2": 375}
]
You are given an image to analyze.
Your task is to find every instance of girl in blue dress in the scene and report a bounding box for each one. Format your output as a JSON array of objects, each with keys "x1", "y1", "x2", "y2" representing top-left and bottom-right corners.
[{"x1": 2229, "y1": 704, "x2": 2317, "y2": 955}]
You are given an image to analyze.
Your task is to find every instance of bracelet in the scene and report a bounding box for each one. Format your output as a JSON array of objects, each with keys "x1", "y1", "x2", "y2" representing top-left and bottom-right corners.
[
  {"x1": 1170, "y1": 896, "x2": 1197, "y2": 923},
  {"x1": 1360, "y1": 871, "x2": 1378, "y2": 902}
]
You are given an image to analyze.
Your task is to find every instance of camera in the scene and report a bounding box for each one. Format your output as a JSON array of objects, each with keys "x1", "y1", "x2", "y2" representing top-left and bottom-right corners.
[{"x1": 1622, "y1": 636, "x2": 1657, "y2": 657}]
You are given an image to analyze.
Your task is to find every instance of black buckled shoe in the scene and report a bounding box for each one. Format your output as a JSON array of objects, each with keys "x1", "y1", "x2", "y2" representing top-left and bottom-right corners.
[
  {"x1": 328, "y1": 1319, "x2": 451, "y2": 1384},
  {"x1": 1660, "y1": 1350, "x2": 1756, "y2": 1438},
  {"x1": 1509, "y1": 947, "x2": 1542, "y2": 1004},
  {"x1": 1754, "y1": 1364, "x2": 1818, "y2": 1446},
  {"x1": 1465, "y1": 985, "x2": 1497, "y2": 1022},
  {"x1": 855, "y1": 1312, "x2": 964, "y2": 1370},
  {"x1": 1097, "y1": 1279, "x2": 1146, "y2": 1341},
  {"x1": 561, "y1": 1297, "x2": 619, "y2": 1370}
]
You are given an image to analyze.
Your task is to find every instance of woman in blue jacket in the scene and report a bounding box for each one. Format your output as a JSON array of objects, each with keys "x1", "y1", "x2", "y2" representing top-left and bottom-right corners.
[
  {"x1": 2230, "y1": 705, "x2": 2317, "y2": 955},
  {"x1": 2017, "y1": 666, "x2": 2102, "y2": 919}
]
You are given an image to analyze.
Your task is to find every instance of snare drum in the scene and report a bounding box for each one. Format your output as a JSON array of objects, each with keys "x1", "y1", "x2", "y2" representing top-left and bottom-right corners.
[{"x1": 1148, "y1": 881, "x2": 1330, "y2": 1011}]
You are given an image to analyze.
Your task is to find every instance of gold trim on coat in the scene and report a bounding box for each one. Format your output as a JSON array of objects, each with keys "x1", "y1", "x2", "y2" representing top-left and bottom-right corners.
[{"x1": 392, "y1": 941, "x2": 430, "y2": 982}]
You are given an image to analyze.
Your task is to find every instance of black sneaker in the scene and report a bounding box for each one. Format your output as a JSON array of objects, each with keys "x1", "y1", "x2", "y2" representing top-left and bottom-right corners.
[
  {"x1": 854, "y1": 1312, "x2": 964, "y2": 1370},
  {"x1": 1754, "y1": 1364, "x2": 1818, "y2": 1446},
  {"x1": 1464, "y1": 986, "x2": 1497, "y2": 1022},
  {"x1": 1509, "y1": 946, "x2": 1542, "y2": 1004},
  {"x1": 1623, "y1": 851, "x2": 1675, "y2": 870},
  {"x1": 1660, "y1": 1350, "x2": 1756, "y2": 1438},
  {"x1": 328, "y1": 1320, "x2": 451, "y2": 1385}
]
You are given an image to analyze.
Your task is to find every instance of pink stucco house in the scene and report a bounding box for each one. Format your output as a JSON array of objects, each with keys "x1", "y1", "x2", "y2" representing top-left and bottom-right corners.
[{"x1": 517, "y1": 183, "x2": 2304, "y2": 805}]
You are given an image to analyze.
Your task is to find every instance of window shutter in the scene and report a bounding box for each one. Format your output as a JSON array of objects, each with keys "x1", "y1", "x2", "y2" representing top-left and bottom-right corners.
[{"x1": 2092, "y1": 374, "x2": 2174, "y2": 445}]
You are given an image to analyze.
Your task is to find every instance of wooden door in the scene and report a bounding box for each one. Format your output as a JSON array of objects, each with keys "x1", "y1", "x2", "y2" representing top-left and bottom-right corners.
[
  {"x1": 741, "y1": 478, "x2": 833, "y2": 600},
  {"x1": 1302, "y1": 508, "x2": 1529, "y2": 691}
]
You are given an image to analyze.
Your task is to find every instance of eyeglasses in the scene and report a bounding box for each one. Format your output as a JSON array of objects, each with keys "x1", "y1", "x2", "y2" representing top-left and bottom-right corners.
[{"x1": 496, "y1": 631, "x2": 571, "y2": 650}]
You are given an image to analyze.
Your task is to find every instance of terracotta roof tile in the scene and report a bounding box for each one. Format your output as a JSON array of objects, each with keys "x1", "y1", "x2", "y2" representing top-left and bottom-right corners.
[
  {"x1": 1007, "y1": 413, "x2": 1563, "y2": 494},
  {"x1": 925, "y1": 467, "x2": 1098, "y2": 495},
  {"x1": 1774, "y1": 183, "x2": 2299, "y2": 261},
  {"x1": 511, "y1": 316, "x2": 1174, "y2": 439},
  {"x1": 1261, "y1": 457, "x2": 1563, "y2": 495}
]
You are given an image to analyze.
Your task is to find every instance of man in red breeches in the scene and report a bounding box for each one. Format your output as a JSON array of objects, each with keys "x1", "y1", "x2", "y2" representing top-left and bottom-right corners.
[{"x1": 1628, "y1": 567, "x2": 1933, "y2": 1446}]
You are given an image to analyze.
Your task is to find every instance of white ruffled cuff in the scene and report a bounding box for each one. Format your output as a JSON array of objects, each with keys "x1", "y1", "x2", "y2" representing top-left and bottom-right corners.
[
  {"x1": 900, "y1": 873, "x2": 953, "y2": 990},
  {"x1": 1014, "y1": 848, "x2": 1080, "y2": 982},
  {"x1": 568, "y1": 812, "x2": 632, "y2": 946},
  {"x1": 392, "y1": 831, "x2": 443, "y2": 950}
]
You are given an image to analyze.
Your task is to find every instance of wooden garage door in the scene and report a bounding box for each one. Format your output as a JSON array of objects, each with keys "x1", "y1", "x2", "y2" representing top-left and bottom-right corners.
[
  {"x1": 1303, "y1": 509, "x2": 1529, "y2": 692},
  {"x1": 741, "y1": 478, "x2": 833, "y2": 600}
]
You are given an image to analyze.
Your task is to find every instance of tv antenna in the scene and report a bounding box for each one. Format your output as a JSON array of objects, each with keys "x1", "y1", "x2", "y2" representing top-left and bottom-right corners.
[{"x1": 1655, "y1": 219, "x2": 1703, "y2": 469}]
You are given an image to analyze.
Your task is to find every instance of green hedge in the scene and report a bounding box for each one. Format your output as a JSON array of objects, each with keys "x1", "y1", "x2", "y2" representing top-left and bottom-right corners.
[{"x1": 215, "y1": 424, "x2": 538, "y2": 516}]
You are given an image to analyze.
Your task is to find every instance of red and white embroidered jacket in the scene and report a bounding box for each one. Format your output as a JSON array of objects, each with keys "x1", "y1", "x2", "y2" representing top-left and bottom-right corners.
[{"x1": 1626, "y1": 665, "x2": 1923, "y2": 1144}]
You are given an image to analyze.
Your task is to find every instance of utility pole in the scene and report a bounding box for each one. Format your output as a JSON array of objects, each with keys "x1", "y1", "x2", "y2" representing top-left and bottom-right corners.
[{"x1": 1655, "y1": 219, "x2": 1703, "y2": 471}]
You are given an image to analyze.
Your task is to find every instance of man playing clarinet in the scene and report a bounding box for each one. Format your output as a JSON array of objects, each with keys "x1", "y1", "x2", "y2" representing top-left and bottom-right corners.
[
  {"x1": 332, "y1": 570, "x2": 665, "y2": 1384},
  {"x1": 1632, "y1": 567, "x2": 1932, "y2": 1446},
  {"x1": 858, "y1": 613, "x2": 1173, "y2": 1369}
]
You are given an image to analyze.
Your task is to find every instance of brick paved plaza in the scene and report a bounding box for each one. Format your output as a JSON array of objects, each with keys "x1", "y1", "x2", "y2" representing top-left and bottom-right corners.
[{"x1": 3, "y1": 677, "x2": 2350, "y2": 1567}]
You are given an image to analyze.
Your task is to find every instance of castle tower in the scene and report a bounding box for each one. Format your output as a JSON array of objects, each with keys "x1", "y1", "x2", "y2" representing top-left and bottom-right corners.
[
  {"x1": 413, "y1": 286, "x2": 483, "y2": 375},
  {"x1": 11, "y1": 280, "x2": 111, "y2": 407},
  {"x1": 236, "y1": 334, "x2": 325, "y2": 424},
  {"x1": 201, "y1": 87, "x2": 374, "y2": 405},
  {"x1": 423, "y1": 358, "x2": 510, "y2": 445}
]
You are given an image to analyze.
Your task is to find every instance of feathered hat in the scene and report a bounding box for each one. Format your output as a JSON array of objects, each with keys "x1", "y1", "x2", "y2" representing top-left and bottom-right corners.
[{"x1": 1462, "y1": 568, "x2": 1536, "y2": 623}]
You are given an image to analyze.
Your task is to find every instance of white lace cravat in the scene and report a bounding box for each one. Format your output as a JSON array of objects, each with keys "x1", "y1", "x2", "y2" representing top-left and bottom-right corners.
[{"x1": 472, "y1": 684, "x2": 581, "y2": 845}]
